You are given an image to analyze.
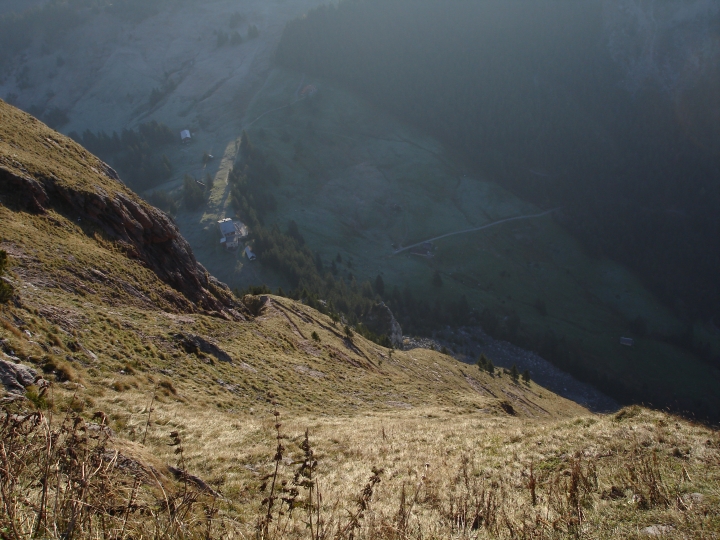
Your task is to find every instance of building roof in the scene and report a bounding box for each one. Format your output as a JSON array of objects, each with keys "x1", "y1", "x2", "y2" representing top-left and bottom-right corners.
[
  {"x1": 180, "y1": 129, "x2": 191, "y2": 140},
  {"x1": 218, "y1": 218, "x2": 235, "y2": 236}
]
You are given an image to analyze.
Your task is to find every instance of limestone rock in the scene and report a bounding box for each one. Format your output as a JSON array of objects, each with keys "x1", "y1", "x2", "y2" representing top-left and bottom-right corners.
[
  {"x1": 641, "y1": 525, "x2": 674, "y2": 536},
  {"x1": 0, "y1": 357, "x2": 42, "y2": 395}
]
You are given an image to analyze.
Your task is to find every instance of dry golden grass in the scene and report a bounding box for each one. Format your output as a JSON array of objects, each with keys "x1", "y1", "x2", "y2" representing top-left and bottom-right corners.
[{"x1": 1, "y1": 100, "x2": 719, "y2": 538}]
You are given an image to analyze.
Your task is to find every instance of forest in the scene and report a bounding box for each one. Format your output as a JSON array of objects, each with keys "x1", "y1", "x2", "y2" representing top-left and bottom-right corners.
[
  {"x1": 229, "y1": 133, "x2": 482, "y2": 348},
  {"x1": 69, "y1": 121, "x2": 175, "y2": 192},
  {"x1": 276, "y1": 0, "x2": 720, "y2": 330}
]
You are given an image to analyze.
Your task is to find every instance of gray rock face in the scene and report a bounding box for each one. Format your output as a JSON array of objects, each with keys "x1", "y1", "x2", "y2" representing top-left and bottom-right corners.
[
  {"x1": 177, "y1": 333, "x2": 233, "y2": 363},
  {"x1": 0, "y1": 357, "x2": 41, "y2": 395},
  {"x1": 363, "y1": 302, "x2": 403, "y2": 349},
  {"x1": 0, "y1": 158, "x2": 249, "y2": 320}
]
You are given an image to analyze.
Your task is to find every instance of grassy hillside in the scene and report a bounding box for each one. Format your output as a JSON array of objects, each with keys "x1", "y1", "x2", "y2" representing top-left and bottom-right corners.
[
  {"x1": 160, "y1": 69, "x2": 720, "y2": 420},
  {"x1": 1, "y1": 101, "x2": 719, "y2": 539}
]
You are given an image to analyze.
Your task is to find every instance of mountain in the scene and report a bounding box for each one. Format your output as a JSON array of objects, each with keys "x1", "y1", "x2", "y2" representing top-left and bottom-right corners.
[
  {"x1": 276, "y1": 0, "x2": 720, "y2": 328},
  {"x1": 1, "y1": 100, "x2": 719, "y2": 538}
]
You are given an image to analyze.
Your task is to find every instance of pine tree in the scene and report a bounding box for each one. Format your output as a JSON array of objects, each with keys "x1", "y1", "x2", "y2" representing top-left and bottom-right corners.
[
  {"x1": 477, "y1": 353, "x2": 495, "y2": 374},
  {"x1": 374, "y1": 274, "x2": 385, "y2": 296},
  {"x1": 522, "y1": 369, "x2": 531, "y2": 383},
  {"x1": 510, "y1": 364, "x2": 520, "y2": 382},
  {"x1": 240, "y1": 130, "x2": 252, "y2": 157}
]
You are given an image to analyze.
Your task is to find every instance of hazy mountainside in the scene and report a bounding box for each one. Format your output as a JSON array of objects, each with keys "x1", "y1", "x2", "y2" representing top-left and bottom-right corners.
[
  {"x1": 604, "y1": 0, "x2": 720, "y2": 94},
  {"x1": 205, "y1": 68, "x2": 720, "y2": 422},
  {"x1": 1, "y1": 100, "x2": 719, "y2": 539},
  {"x1": 276, "y1": 0, "x2": 720, "y2": 328},
  {"x1": 0, "y1": 0, "x2": 323, "y2": 137},
  {"x1": 2, "y1": 0, "x2": 718, "y2": 420},
  {"x1": 0, "y1": 97, "x2": 582, "y2": 416}
]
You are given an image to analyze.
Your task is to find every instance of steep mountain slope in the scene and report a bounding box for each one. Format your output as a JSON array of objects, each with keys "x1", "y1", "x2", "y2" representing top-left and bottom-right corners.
[
  {"x1": 1, "y1": 101, "x2": 719, "y2": 539},
  {"x1": 3, "y1": 97, "x2": 566, "y2": 417},
  {"x1": 275, "y1": 0, "x2": 720, "y2": 344},
  {"x1": 181, "y1": 68, "x2": 720, "y2": 421}
]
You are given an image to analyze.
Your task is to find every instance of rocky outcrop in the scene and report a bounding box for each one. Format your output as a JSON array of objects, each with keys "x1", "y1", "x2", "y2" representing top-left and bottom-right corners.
[
  {"x1": 0, "y1": 165, "x2": 248, "y2": 319},
  {"x1": 362, "y1": 302, "x2": 403, "y2": 348},
  {"x1": 176, "y1": 333, "x2": 234, "y2": 363},
  {"x1": 0, "y1": 356, "x2": 44, "y2": 395}
]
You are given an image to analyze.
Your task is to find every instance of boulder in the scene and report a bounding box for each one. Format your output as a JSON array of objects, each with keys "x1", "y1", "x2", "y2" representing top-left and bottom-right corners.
[
  {"x1": 0, "y1": 357, "x2": 42, "y2": 394},
  {"x1": 641, "y1": 525, "x2": 674, "y2": 536}
]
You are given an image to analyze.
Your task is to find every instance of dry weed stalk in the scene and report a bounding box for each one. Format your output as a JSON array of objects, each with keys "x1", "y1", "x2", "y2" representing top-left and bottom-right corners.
[{"x1": 0, "y1": 399, "x2": 224, "y2": 540}]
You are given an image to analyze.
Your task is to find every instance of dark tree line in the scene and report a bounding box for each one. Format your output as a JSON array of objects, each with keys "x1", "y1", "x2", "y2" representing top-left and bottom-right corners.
[
  {"x1": 233, "y1": 131, "x2": 488, "y2": 343},
  {"x1": 228, "y1": 131, "x2": 280, "y2": 226},
  {"x1": 69, "y1": 121, "x2": 175, "y2": 191},
  {"x1": 276, "y1": 0, "x2": 720, "y2": 325}
]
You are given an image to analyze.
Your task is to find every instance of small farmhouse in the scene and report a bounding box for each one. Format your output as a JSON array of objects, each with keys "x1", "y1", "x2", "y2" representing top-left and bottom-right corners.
[
  {"x1": 244, "y1": 246, "x2": 257, "y2": 260},
  {"x1": 180, "y1": 130, "x2": 192, "y2": 143},
  {"x1": 218, "y1": 218, "x2": 248, "y2": 250}
]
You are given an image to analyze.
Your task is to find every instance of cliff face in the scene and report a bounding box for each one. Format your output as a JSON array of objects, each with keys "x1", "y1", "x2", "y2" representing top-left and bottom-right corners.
[{"x1": 0, "y1": 99, "x2": 246, "y2": 319}]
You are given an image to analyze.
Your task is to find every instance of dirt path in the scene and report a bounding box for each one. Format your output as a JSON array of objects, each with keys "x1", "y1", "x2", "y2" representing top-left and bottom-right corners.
[{"x1": 392, "y1": 208, "x2": 561, "y2": 255}]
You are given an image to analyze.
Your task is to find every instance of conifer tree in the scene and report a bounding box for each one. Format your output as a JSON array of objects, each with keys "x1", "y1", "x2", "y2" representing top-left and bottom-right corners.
[{"x1": 374, "y1": 274, "x2": 385, "y2": 296}]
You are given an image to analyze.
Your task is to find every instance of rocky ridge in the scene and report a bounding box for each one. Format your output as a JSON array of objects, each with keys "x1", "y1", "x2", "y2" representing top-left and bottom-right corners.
[{"x1": 0, "y1": 100, "x2": 247, "y2": 319}]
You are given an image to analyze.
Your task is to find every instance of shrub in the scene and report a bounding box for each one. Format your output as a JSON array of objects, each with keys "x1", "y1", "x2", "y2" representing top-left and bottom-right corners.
[{"x1": 0, "y1": 250, "x2": 13, "y2": 303}]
